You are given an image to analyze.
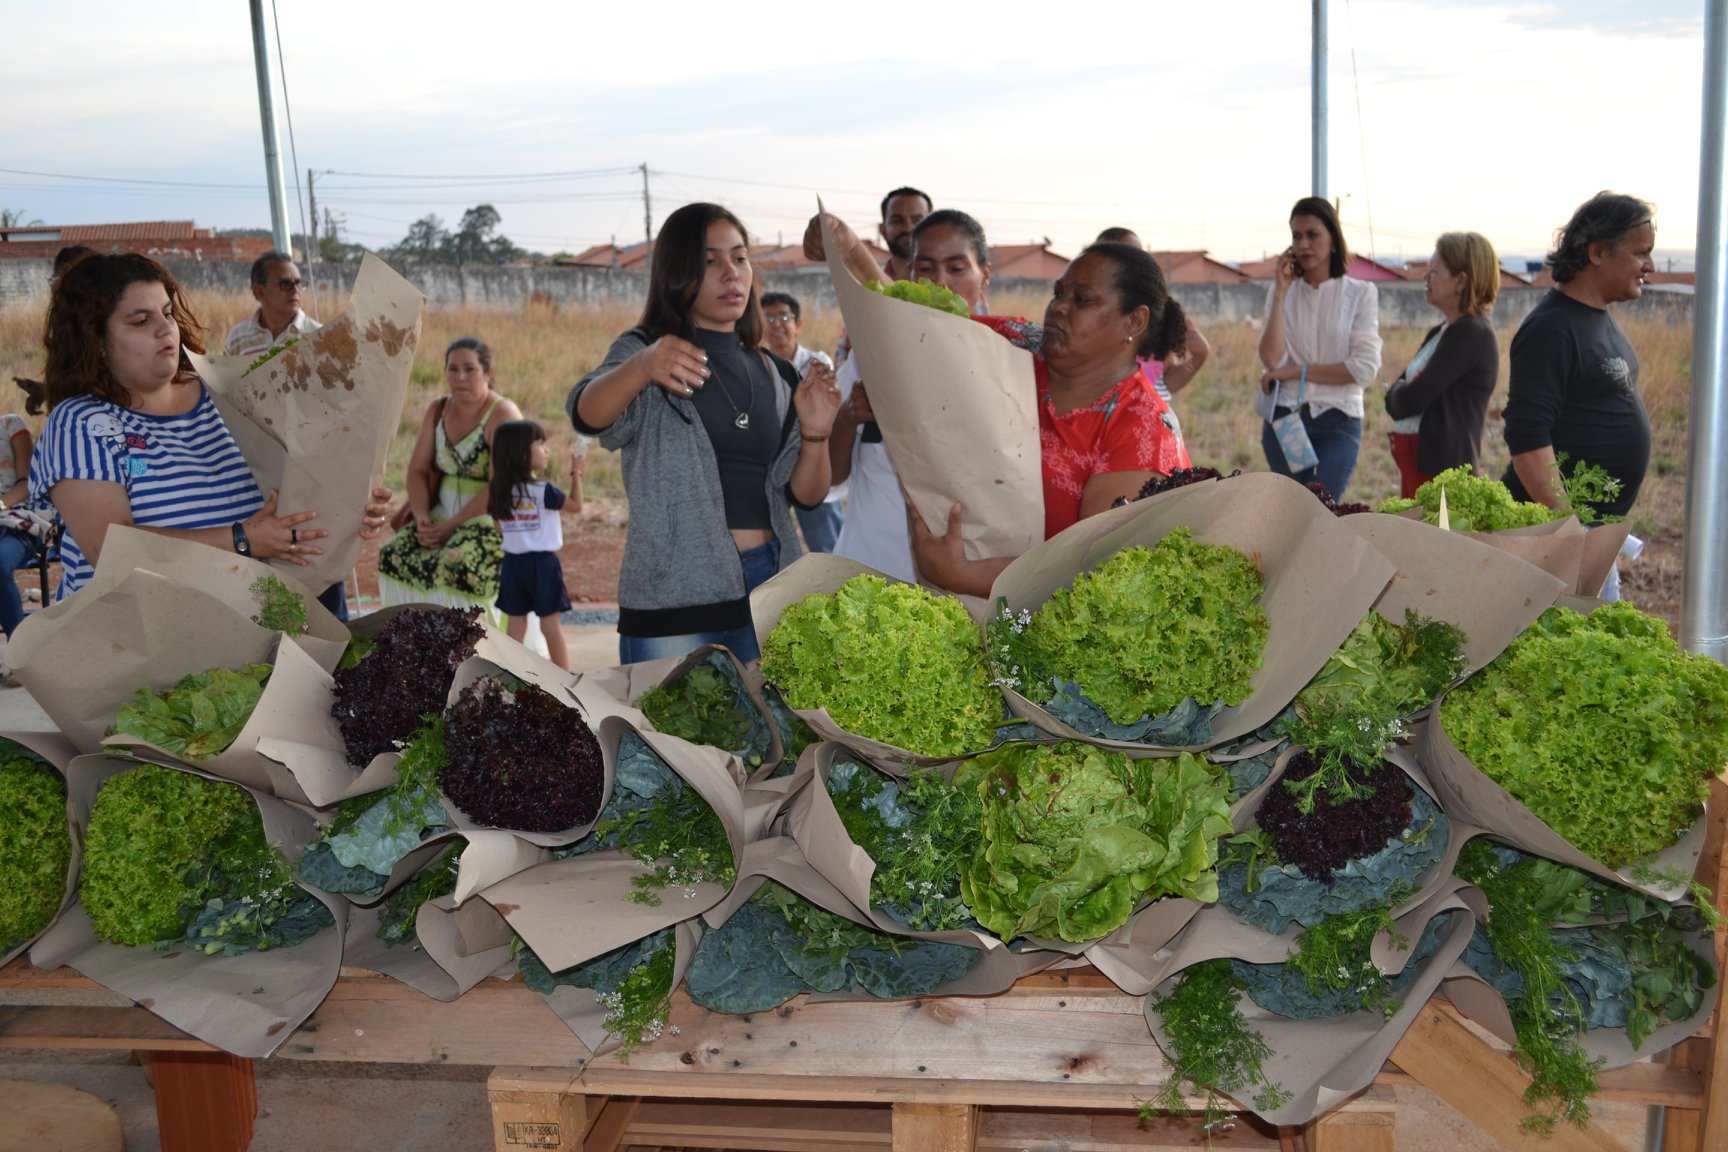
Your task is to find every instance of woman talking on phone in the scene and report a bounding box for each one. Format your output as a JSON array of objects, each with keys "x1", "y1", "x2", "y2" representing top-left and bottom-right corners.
[{"x1": 1256, "y1": 197, "x2": 1382, "y2": 501}]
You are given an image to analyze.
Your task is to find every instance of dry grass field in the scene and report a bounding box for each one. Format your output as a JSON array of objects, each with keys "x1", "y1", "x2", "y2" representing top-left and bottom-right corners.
[{"x1": 0, "y1": 285, "x2": 1697, "y2": 629}]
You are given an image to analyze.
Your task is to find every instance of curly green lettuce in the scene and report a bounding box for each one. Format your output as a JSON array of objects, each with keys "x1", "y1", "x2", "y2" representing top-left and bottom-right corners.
[
  {"x1": 0, "y1": 747, "x2": 71, "y2": 948},
  {"x1": 863, "y1": 277, "x2": 972, "y2": 317},
  {"x1": 108, "y1": 664, "x2": 271, "y2": 759},
  {"x1": 1014, "y1": 529, "x2": 1268, "y2": 725},
  {"x1": 760, "y1": 574, "x2": 1002, "y2": 757},
  {"x1": 956, "y1": 741, "x2": 1233, "y2": 942},
  {"x1": 1442, "y1": 603, "x2": 1728, "y2": 869}
]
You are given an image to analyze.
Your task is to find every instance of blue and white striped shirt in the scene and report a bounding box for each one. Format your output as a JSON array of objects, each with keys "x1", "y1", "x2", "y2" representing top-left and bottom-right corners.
[{"x1": 29, "y1": 388, "x2": 264, "y2": 599}]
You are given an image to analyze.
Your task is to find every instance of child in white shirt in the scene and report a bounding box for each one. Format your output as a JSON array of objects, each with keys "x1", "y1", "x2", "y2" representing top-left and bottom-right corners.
[{"x1": 488, "y1": 420, "x2": 572, "y2": 670}]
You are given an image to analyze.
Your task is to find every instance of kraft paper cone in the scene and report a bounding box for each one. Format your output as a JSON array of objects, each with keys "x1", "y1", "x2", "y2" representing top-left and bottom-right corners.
[
  {"x1": 340, "y1": 891, "x2": 514, "y2": 1002},
  {"x1": 819, "y1": 209, "x2": 1042, "y2": 558},
  {"x1": 582, "y1": 643, "x2": 782, "y2": 777},
  {"x1": 749, "y1": 554, "x2": 1009, "y2": 772},
  {"x1": 31, "y1": 755, "x2": 346, "y2": 1059},
  {"x1": 477, "y1": 716, "x2": 746, "y2": 973},
  {"x1": 537, "y1": 920, "x2": 702, "y2": 1059},
  {"x1": 1416, "y1": 708, "x2": 1705, "y2": 901},
  {"x1": 1142, "y1": 880, "x2": 1476, "y2": 1128},
  {"x1": 1396, "y1": 507, "x2": 1623, "y2": 597},
  {"x1": 0, "y1": 731, "x2": 79, "y2": 967},
  {"x1": 1340, "y1": 513, "x2": 1566, "y2": 675},
  {"x1": 992, "y1": 472, "x2": 1394, "y2": 750},
  {"x1": 189, "y1": 253, "x2": 421, "y2": 591}
]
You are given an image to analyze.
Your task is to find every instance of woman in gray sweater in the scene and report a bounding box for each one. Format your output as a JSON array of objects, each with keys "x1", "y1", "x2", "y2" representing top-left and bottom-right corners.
[{"x1": 569, "y1": 202, "x2": 840, "y2": 664}]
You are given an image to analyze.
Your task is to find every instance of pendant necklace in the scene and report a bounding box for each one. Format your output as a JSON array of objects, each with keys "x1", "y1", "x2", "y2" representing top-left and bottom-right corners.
[{"x1": 710, "y1": 347, "x2": 755, "y2": 430}]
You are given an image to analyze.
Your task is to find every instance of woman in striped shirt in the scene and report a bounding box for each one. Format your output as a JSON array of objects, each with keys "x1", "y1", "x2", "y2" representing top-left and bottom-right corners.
[{"x1": 28, "y1": 253, "x2": 389, "y2": 600}]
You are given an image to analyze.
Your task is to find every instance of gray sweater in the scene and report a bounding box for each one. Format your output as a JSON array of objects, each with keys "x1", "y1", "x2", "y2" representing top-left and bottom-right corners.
[{"x1": 567, "y1": 328, "x2": 806, "y2": 637}]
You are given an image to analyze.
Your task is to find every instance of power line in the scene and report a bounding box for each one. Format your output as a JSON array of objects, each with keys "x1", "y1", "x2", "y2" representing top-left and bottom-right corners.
[
  {"x1": 0, "y1": 166, "x2": 260, "y2": 191},
  {"x1": 326, "y1": 166, "x2": 637, "y2": 182}
]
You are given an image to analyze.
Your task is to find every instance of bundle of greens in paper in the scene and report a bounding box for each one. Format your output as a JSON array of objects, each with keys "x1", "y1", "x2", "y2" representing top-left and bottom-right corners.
[
  {"x1": 299, "y1": 716, "x2": 452, "y2": 898},
  {"x1": 375, "y1": 845, "x2": 461, "y2": 948},
  {"x1": 1220, "y1": 757, "x2": 1447, "y2": 935},
  {"x1": 107, "y1": 664, "x2": 270, "y2": 760},
  {"x1": 1146, "y1": 959, "x2": 1290, "y2": 1136},
  {"x1": 559, "y1": 731, "x2": 735, "y2": 905},
  {"x1": 638, "y1": 651, "x2": 774, "y2": 768},
  {"x1": 760, "y1": 685, "x2": 819, "y2": 777},
  {"x1": 760, "y1": 573, "x2": 1002, "y2": 758},
  {"x1": 1440, "y1": 602, "x2": 1728, "y2": 870},
  {"x1": 0, "y1": 743, "x2": 71, "y2": 951},
  {"x1": 440, "y1": 675, "x2": 604, "y2": 834},
  {"x1": 517, "y1": 927, "x2": 677, "y2": 1060},
  {"x1": 1377, "y1": 463, "x2": 1619, "y2": 529},
  {"x1": 248, "y1": 574, "x2": 309, "y2": 635},
  {"x1": 863, "y1": 277, "x2": 972, "y2": 317},
  {"x1": 1230, "y1": 894, "x2": 1446, "y2": 1020},
  {"x1": 687, "y1": 880, "x2": 978, "y2": 1013},
  {"x1": 331, "y1": 606, "x2": 483, "y2": 767},
  {"x1": 990, "y1": 529, "x2": 1268, "y2": 744},
  {"x1": 955, "y1": 741, "x2": 1232, "y2": 943},
  {"x1": 826, "y1": 757, "x2": 982, "y2": 933},
  {"x1": 80, "y1": 764, "x2": 332, "y2": 955},
  {"x1": 1456, "y1": 841, "x2": 1719, "y2": 1132}
]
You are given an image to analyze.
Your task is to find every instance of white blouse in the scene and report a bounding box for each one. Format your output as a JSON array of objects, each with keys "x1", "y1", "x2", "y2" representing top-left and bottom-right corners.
[{"x1": 1265, "y1": 276, "x2": 1383, "y2": 419}]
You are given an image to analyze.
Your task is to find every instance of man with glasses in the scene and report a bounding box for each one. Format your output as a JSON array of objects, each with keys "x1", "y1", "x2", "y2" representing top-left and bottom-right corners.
[
  {"x1": 762, "y1": 291, "x2": 841, "y2": 552},
  {"x1": 223, "y1": 250, "x2": 349, "y2": 619},
  {"x1": 223, "y1": 250, "x2": 322, "y2": 359}
]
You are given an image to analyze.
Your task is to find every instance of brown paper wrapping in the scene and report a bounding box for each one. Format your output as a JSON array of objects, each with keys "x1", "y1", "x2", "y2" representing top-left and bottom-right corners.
[
  {"x1": 339, "y1": 891, "x2": 515, "y2": 1002},
  {"x1": 1416, "y1": 709, "x2": 1705, "y2": 901},
  {"x1": 187, "y1": 253, "x2": 421, "y2": 591},
  {"x1": 476, "y1": 716, "x2": 746, "y2": 973},
  {"x1": 992, "y1": 472, "x2": 1394, "y2": 749},
  {"x1": 580, "y1": 643, "x2": 782, "y2": 777},
  {"x1": 537, "y1": 920, "x2": 702, "y2": 1058},
  {"x1": 1141, "y1": 880, "x2": 1477, "y2": 1128},
  {"x1": 819, "y1": 211, "x2": 1043, "y2": 556},
  {"x1": 30, "y1": 755, "x2": 346, "y2": 1058},
  {"x1": 1340, "y1": 512, "x2": 1565, "y2": 675},
  {"x1": 0, "y1": 728, "x2": 80, "y2": 966},
  {"x1": 1395, "y1": 508, "x2": 1631, "y2": 598}
]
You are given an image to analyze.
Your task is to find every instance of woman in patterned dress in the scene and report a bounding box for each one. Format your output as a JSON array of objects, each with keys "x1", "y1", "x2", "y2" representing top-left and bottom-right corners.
[{"x1": 378, "y1": 337, "x2": 523, "y2": 623}]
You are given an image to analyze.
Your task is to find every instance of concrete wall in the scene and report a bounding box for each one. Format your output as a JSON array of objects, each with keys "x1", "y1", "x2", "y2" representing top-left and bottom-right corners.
[{"x1": 1, "y1": 257, "x2": 1697, "y2": 329}]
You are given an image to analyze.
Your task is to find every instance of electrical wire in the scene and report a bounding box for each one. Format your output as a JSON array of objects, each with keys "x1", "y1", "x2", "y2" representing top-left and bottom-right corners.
[
  {"x1": 0, "y1": 166, "x2": 261, "y2": 191},
  {"x1": 1344, "y1": 0, "x2": 1376, "y2": 256}
]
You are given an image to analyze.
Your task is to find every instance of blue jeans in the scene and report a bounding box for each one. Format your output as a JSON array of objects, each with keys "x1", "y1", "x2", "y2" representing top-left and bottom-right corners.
[
  {"x1": 318, "y1": 581, "x2": 350, "y2": 622},
  {"x1": 1262, "y1": 405, "x2": 1363, "y2": 503},
  {"x1": 618, "y1": 540, "x2": 780, "y2": 665},
  {"x1": 795, "y1": 500, "x2": 844, "y2": 554},
  {"x1": 0, "y1": 529, "x2": 39, "y2": 638}
]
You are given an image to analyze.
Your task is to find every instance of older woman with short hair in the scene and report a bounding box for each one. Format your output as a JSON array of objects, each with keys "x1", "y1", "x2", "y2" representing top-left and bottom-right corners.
[{"x1": 1384, "y1": 231, "x2": 1502, "y2": 497}]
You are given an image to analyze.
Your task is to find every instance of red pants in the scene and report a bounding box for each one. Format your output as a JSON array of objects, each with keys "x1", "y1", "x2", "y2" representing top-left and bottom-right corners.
[{"x1": 1388, "y1": 432, "x2": 1433, "y2": 500}]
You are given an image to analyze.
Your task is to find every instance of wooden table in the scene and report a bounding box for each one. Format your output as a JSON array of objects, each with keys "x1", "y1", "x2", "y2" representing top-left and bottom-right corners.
[{"x1": 1, "y1": 957, "x2": 1721, "y2": 1152}]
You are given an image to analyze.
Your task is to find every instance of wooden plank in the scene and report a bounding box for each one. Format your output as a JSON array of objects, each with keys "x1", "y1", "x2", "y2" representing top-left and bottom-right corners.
[
  {"x1": 488, "y1": 1067, "x2": 587, "y2": 1152},
  {"x1": 1391, "y1": 1002, "x2": 1632, "y2": 1151},
  {"x1": 892, "y1": 1102, "x2": 975, "y2": 1152},
  {"x1": 580, "y1": 1096, "x2": 637, "y2": 1152},
  {"x1": 0, "y1": 1005, "x2": 216, "y2": 1052},
  {"x1": 623, "y1": 1100, "x2": 888, "y2": 1151},
  {"x1": 149, "y1": 1051, "x2": 256, "y2": 1152}
]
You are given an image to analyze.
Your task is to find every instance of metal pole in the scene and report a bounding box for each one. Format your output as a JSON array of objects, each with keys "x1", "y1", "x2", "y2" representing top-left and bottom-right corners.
[
  {"x1": 641, "y1": 162, "x2": 653, "y2": 251},
  {"x1": 307, "y1": 168, "x2": 317, "y2": 266},
  {"x1": 1685, "y1": 0, "x2": 1728, "y2": 665},
  {"x1": 1312, "y1": 0, "x2": 1328, "y2": 200},
  {"x1": 249, "y1": 0, "x2": 293, "y2": 255}
]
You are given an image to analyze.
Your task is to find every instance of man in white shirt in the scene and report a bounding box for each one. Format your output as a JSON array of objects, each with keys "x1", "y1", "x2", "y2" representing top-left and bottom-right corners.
[
  {"x1": 223, "y1": 251, "x2": 322, "y2": 358},
  {"x1": 762, "y1": 291, "x2": 842, "y2": 552}
]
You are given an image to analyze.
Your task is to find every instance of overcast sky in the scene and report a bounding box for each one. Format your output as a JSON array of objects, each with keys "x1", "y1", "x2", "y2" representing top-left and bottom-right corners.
[{"x1": 0, "y1": 0, "x2": 1709, "y2": 267}]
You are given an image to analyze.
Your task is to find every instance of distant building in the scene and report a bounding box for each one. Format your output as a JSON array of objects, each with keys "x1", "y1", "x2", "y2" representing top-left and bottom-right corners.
[
  {"x1": 0, "y1": 221, "x2": 273, "y2": 263},
  {"x1": 1150, "y1": 250, "x2": 1252, "y2": 285}
]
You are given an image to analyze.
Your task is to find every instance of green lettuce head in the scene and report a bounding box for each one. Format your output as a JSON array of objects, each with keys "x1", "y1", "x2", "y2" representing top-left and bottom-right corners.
[
  {"x1": 956, "y1": 741, "x2": 1232, "y2": 943},
  {"x1": 760, "y1": 574, "x2": 1002, "y2": 757},
  {"x1": 0, "y1": 746, "x2": 71, "y2": 948}
]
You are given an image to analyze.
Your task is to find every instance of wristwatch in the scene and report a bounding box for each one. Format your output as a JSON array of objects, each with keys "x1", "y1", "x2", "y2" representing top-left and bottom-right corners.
[{"x1": 231, "y1": 522, "x2": 252, "y2": 557}]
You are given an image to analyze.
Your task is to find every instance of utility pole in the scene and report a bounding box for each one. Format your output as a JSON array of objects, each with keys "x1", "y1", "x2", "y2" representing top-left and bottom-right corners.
[
  {"x1": 307, "y1": 168, "x2": 318, "y2": 265},
  {"x1": 1312, "y1": 0, "x2": 1329, "y2": 201},
  {"x1": 641, "y1": 163, "x2": 653, "y2": 251},
  {"x1": 248, "y1": 0, "x2": 293, "y2": 255}
]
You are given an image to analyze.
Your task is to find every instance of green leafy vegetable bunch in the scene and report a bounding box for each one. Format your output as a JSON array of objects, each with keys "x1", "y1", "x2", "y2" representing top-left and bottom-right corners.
[
  {"x1": 638, "y1": 657, "x2": 756, "y2": 758},
  {"x1": 0, "y1": 745, "x2": 71, "y2": 949},
  {"x1": 108, "y1": 664, "x2": 271, "y2": 760},
  {"x1": 863, "y1": 277, "x2": 972, "y2": 317},
  {"x1": 298, "y1": 717, "x2": 451, "y2": 896},
  {"x1": 1441, "y1": 602, "x2": 1728, "y2": 869},
  {"x1": 955, "y1": 742, "x2": 1233, "y2": 943},
  {"x1": 249, "y1": 575, "x2": 308, "y2": 635},
  {"x1": 825, "y1": 759, "x2": 981, "y2": 932},
  {"x1": 592, "y1": 739, "x2": 735, "y2": 906},
  {"x1": 1377, "y1": 466, "x2": 1562, "y2": 531},
  {"x1": 1010, "y1": 529, "x2": 1268, "y2": 726},
  {"x1": 376, "y1": 846, "x2": 461, "y2": 947},
  {"x1": 241, "y1": 336, "x2": 300, "y2": 377},
  {"x1": 1146, "y1": 959, "x2": 1289, "y2": 1134},
  {"x1": 517, "y1": 929, "x2": 677, "y2": 1060},
  {"x1": 761, "y1": 573, "x2": 1002, "y2": 757}
]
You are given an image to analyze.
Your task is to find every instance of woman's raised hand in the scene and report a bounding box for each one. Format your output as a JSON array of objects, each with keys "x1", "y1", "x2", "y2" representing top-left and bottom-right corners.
[
  {"x1": 246, "y1": 488, "x2": 324, "y2": 564},
  {"x1": 793, "y1": 359, "x2": 842, "y2": 439},
  {"x1": 1273, "y1": 246, "x2": 1298, "y2": 291},
  {"x1": 637, "y1": 335, "x2": 710, "y2": 398}
]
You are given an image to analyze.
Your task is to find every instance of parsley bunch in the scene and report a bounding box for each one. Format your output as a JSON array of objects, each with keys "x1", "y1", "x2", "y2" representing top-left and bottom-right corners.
[
  {"x1": 1147, "y1": 959, "x2": 1289, "y2": 1134},
  {"x1": 825, "y1": 759, "x2": 980, "y2": 932},
  {"x1": 517, "y1": 929, "x2": 677, "y2": 1061}
]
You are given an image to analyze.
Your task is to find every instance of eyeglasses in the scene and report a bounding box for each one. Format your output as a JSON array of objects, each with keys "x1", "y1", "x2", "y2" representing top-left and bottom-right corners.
[
  {"x1": 764, "y1": 314, "x2": 798, "y2": 326},
  {"x1": 264, "y1": 278, "x2": 305, "y2": 291}
]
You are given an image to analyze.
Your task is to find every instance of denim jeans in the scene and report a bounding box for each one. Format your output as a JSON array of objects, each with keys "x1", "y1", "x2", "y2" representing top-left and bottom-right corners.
[
  {"x1": 795, "y1": 500, "x2": 844, "y2": 554},
  {"x1": 1262, "y1": 405, "x2": 1363, "y2": 503},
  {"x1": 317, "y1": 581, "x2": 350, "y2": 622},
  {"x1": 0, "y1": 529, "x2": 39, "y2": 638},
  {"x1": 618, "y1": 540, "x2": 780, "y2": 665}
]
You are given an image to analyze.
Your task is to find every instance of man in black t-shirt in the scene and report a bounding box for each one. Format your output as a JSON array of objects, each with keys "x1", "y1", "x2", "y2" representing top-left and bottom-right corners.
[{"x1": 1503, "y1": 192, "x2": 1655, "y2": 527}]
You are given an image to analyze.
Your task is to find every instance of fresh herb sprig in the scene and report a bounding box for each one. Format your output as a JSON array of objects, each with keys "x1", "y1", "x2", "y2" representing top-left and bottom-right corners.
[
  {"x1": 1286, "y1": 892, "x2": 1412, "y2": 1020},
  {"x1": 1147, "y1": 959, "x2": 1290, "y2": 1136},
  {"x1": 516, "y1": 930, "x2": 678, "y2": 1060},
  {"x1": 599, "y1": 779, "x2": 734, "y2": 906},
  {"x1": 826, "y1": 761, "x2": 980, "y2": 932},
  {"x1": 376, "y1": 845, "x2": 461, "y2": 947},
  {"x1": 638, "y1": 661, "x2": 755, "y2": 755}
]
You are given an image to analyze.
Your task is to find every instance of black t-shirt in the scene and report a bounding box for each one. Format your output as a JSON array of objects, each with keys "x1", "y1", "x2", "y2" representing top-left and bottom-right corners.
[
  {"x1": 692, "y1": 328, "x2": 781, "y2": 530},
  {"x1": 1501, "y1": 289, "x2": 1649, "y2": 519}
]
